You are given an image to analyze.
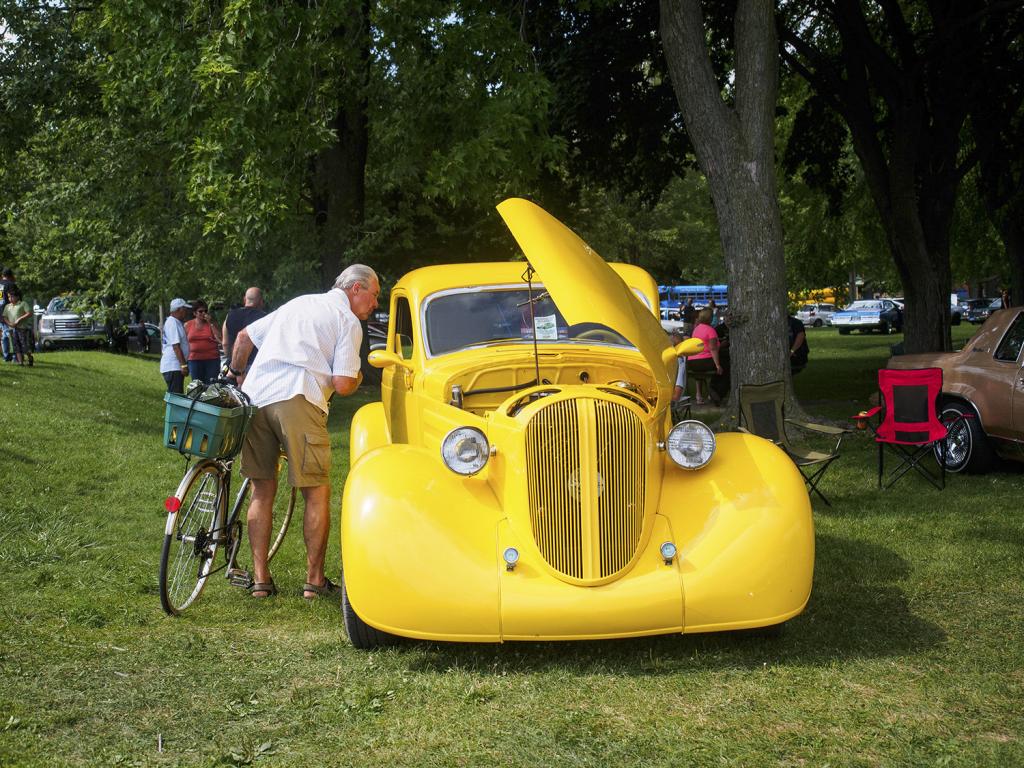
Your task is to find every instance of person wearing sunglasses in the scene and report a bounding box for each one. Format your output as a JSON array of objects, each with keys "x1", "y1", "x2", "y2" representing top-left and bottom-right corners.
[{"x1": 184, "y1": 299, "x2": 223, "y2": 384}]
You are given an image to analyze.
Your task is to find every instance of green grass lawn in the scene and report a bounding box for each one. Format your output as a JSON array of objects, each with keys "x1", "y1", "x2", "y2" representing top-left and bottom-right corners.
[{"x1": 1, "y1": 329, "x2": 1021, "y2": 767}]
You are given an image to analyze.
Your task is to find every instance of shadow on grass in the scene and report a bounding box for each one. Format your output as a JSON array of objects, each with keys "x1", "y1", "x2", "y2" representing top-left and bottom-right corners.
[
  {"x1": 399, "y1": 532, "x2": 944, "y2": 674},
  {"x1": 2, "y1": 449, "x2": 40, "y2": 464}
]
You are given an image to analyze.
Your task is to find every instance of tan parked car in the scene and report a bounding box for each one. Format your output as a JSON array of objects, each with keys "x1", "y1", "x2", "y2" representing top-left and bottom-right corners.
[{"x1": 888, "y1": 308, "x2": 1024, "y2": 472}]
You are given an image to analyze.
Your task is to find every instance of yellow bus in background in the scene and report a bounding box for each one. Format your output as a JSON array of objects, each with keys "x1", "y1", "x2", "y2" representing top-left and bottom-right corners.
[{"x1": 790, "y1": 287, "x2": 843, "y2": 306}]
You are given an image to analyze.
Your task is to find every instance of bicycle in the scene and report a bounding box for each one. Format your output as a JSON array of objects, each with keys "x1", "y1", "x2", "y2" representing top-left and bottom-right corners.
[{"x1": 158, "y1": 382, "x2": 296, "y2": 616}]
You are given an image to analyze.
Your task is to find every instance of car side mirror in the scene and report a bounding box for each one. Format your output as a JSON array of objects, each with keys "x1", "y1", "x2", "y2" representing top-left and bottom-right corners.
[
  {"x1": 660, "y1": 337, "x2": 705, "y2": 367},
  {"x1": 368, "y1": 349, "x2": 411, "y2": 370}
]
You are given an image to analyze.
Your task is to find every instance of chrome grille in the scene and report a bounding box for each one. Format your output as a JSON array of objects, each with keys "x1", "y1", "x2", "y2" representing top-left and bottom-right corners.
[
  {"x1": 525, "y1": 398, "x2": 646, "y2": 580},
  {"x1": 54, "y1": 318, "x2": 90, "y2": 332}
]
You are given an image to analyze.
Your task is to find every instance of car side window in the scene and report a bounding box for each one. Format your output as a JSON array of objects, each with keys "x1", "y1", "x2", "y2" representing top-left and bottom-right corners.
[
  {"x1": 392, "y1": 297, "x2": 414, "y2": 360},
  {"x1": 994, "y1": 312, "x2": 1024, "y2": 362}
]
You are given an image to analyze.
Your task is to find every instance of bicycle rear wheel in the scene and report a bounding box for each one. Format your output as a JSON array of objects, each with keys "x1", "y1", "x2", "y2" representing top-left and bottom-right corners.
[
  {"x1": 160, "y1": 461, "x2": 226, "y2": 615},
  {"x1": 226, "y1": 454, "x2": 296, "y2": 573}
]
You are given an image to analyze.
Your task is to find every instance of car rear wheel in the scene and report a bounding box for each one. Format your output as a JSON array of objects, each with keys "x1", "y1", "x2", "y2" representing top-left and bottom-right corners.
[
  {"x1": 342, "y1": 573, "x2": 402, "y2": 649},
  {"x1": 936, "y1": 402, "x2": 994, "y2": 474},
  {"x1": 813, "y1": 318, "x2": 823, "y2": 328}
]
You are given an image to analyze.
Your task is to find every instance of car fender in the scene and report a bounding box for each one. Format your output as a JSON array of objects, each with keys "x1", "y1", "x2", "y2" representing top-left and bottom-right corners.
[
  {"x1": 349, "y1": 402, "x2": 390, "y2": 466},
  {"x1": 657, "y1": 432, "x2": 815, "y2": 631},
  {"x1": 341, "y1": 445, "x2": 504, "y2": 641},
  {"x1": 936, "y1": 389, "x2": 1000, "y2": 440}
]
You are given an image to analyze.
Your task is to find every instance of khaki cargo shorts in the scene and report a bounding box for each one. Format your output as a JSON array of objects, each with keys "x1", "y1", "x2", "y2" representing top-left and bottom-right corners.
[{"x1": 240, "y1": 395, "x2": 331, "y2": 488}]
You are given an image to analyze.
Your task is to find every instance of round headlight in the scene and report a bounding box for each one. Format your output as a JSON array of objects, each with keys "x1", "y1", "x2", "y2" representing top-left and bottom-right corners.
[
  {"x1": 441, "y1": 427, "x2": 490, "y2": 475},
  {"x1": 666, "y1": 420, "x2": 716, "y2": 470}
]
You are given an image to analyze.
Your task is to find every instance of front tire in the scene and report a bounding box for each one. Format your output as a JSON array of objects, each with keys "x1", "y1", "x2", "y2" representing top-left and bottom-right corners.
[
  {"x1": 160, "y1": 462, "x2": 225, "y2": 615},
  {"x1": 342, "y1": 574, "x2": 401, "y2": 649},
  {"x1": 813, "y1": 319, "x2": 823, "y2": 328},
  {"x1": 936, "y1": 402, "x2": 994, "y2": 474}
]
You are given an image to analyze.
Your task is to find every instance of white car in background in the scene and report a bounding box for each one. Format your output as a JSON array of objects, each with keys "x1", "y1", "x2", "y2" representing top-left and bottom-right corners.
[
  {"x1": 796, "y1": 302, "x2": 836, "y2": 328},
  {"x1": 37, "y1": 296, "x2": 108, "y2": 349},
  {"x1": 659, "y1": 308, "x2": 687, "y2": 334}
]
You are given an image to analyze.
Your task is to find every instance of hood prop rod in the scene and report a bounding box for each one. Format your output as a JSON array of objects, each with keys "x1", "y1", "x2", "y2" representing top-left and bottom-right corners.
[{"x1": 522, "y1": 263, "x2": 542, "y2": 387}]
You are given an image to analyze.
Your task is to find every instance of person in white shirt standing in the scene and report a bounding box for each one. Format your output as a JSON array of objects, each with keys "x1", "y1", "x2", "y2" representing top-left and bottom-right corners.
[
  {"x1": 160, "y1": 298, "x2": 192, "y2": 393},
  {"x1": 228, "y1": 264, "x2": 380, "y2": 600}
]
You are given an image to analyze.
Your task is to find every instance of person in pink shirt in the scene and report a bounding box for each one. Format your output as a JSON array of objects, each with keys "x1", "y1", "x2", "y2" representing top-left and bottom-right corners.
[{"x1": 687, "y1": 307, "x2": 722, "y2": 404}]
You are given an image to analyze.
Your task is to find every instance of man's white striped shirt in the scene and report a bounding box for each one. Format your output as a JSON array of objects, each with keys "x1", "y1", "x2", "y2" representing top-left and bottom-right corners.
[{"x1": 241, "y1": 288, "x2": 362, "y2": 413}]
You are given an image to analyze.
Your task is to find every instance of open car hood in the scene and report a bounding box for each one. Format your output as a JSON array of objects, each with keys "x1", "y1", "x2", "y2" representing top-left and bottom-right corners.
[{"x1": 496, "y1": 198, "x2": 673, "y2": 394}]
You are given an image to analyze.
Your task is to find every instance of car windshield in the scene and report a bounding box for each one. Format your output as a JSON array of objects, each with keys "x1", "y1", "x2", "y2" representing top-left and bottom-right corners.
[
  {"x1": 800, "y1": 304, "x2": 816, "y2": 311},
  {"x1": 424, "y1": 286, "x2": 634, "y2": 356},
  {"x1": 46, "y1": 297, "x2": 74, "y2": 313},
  {"x1": 845, "y1": 301, "x2": 883, "y2": 311}
]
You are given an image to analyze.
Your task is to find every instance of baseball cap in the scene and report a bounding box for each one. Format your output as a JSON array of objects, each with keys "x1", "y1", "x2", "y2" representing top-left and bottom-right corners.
[{"x1": 170, "y1": 298, "x2": 191, "y2": 312}]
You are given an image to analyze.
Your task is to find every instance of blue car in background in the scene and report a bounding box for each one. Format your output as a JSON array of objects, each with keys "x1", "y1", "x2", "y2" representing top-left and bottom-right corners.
[
  {"x1": 831, "y1": 299, "x2": 903, "y2": 335},
  {"x1": 965, "y1": 298, "x2": 1002, "y2": 324}
]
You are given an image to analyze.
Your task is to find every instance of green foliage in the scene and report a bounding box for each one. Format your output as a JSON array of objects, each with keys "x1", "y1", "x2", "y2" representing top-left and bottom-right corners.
[
  {"x1": 522, "y1": 0, "x2": 689, "y2": 202},
  {"x1": 357, "y1": 1, "x2": 566, "y2": 272},
  {"x1": 99, "y1": 0, "x2": 356, "y2": 253},
  {"x1": 571, "y1": 173, "x2": 724, "y2": 284}
]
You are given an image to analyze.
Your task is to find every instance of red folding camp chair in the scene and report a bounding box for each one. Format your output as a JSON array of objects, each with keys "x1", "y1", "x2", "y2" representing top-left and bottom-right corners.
[{"x1": 856, "y1": 368, "x2": 952, "y2": 490}]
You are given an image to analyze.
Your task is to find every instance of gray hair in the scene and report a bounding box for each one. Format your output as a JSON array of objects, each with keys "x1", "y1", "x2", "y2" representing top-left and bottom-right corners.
[{"x1": 334, "y1": 264, "x2": 378, "y2": 291}]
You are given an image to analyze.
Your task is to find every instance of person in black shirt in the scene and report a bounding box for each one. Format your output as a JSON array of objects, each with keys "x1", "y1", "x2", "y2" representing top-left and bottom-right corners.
[
  {"x1": 788, "y1": 315, "x2": 809, "y2": 374},
  {"x1": 222, "y1": 287, "x2": 266, "y2": 372}
]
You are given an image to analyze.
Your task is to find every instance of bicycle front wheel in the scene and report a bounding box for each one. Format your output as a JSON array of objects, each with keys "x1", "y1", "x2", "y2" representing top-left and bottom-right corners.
[{"x1": 160, "y1": 461, "x2": 226, "y2": 615}]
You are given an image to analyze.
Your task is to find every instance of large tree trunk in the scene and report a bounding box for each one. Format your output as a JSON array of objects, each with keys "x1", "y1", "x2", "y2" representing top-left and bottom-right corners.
[
  {"x1": 661, "y1": 0, "x2": 796, "y2": 422},
  {"x1": 1002, "y1": 216, "x2": 1024, "y2": 307},
  {"x1": 313, "y1": 100, "x2": 368, "y2": 287},
  {"x1": 311, "y1": 0, "x2": 371, "y2": 288},
  {"x1": 974, "y1": 95, "x2": 1024, "y2": 307},
  {"x1": 779, "y1": 1, "x2": 1014, "y2": 354},
  {"x1": 832, "y1": 3, "x2": 957, "y2": 353}
]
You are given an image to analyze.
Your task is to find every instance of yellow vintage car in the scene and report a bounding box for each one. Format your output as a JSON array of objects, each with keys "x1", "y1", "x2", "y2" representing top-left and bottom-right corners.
[{"x1": 340, "y1": 198, "x2": 814, "y2": 648}]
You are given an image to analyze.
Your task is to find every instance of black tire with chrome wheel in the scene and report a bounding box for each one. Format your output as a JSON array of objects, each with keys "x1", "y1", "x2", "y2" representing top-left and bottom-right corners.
[{"x1": 936, "y1": 401, "x2": 994, "y2": 474}]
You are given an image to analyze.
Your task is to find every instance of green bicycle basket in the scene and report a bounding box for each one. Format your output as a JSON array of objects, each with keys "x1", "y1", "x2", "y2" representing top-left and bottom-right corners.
[{"x1": 163, "y1": 391, "x2": 256, "y2": 459}]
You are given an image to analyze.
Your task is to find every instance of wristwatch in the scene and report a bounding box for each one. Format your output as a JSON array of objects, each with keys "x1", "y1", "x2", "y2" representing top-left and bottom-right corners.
[{"x1": 227, "y1": 364, "x2": 246, "y2": 376}]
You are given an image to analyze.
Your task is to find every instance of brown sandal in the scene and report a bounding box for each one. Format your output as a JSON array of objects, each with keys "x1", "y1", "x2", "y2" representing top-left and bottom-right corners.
[
  {"x1": 302, "y1": 577, "x2": 340, "y2": 600},
  {"x1": 249, "y1": 579, "x2": 277, "y2": 598}
]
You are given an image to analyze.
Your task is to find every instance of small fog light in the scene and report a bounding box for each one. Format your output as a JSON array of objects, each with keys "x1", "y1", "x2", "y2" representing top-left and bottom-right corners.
[
  {"x1": 659, "y1": 541, "x2": 677, "y2": 565},
  {"x1": 503, "y1": 547, "x2": 520, "y2": 571}
]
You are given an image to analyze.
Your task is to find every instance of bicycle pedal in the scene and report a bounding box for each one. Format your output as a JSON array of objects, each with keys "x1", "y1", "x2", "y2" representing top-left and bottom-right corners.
[{"x1": 227, "y1": 568, "x2": 253, "y2": 588}]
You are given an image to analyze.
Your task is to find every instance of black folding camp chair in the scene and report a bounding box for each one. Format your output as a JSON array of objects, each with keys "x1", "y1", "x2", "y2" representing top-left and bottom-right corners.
[{"x1": 738, "y1": 380, "x2": 848, "y2": 506}]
